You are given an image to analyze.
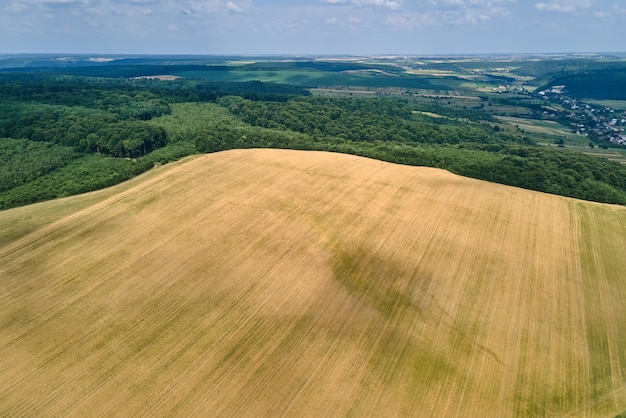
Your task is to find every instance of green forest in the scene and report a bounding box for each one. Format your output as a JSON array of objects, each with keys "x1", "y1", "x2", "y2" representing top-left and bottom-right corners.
[{"x1": 2, "y1": 67, "x2": 626, "y2": 210}]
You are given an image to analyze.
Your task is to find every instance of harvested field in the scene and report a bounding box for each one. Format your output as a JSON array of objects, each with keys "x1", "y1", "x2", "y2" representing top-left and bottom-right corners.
[
  {"x1": 132, "y1": 75, "x2": 181, "y2": 81},
  {"x1": 2, "y1": 149, "x2": 626, "y2": 416},
  {"x1": 497, "y1": 116, "x2": 577, "y2": 137}
]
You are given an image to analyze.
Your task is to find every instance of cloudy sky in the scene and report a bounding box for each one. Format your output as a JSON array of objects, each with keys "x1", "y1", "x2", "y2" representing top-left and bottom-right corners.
[{"x1": 1, "y1": 0, "x2": 624, "y2": 55}]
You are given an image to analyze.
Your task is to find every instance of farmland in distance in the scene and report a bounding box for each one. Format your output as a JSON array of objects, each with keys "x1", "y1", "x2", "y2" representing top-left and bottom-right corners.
[{"x1": 2, "y1": 149, "x2": 626, "y2": 416}]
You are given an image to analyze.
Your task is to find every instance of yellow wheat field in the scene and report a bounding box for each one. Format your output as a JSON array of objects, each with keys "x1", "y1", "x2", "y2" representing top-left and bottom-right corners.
[{"x1": 2, "y1": 149, "x2": 626, "y2": 417}]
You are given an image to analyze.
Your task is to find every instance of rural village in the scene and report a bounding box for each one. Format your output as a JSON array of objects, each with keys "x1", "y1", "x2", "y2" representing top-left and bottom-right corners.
[{"x1": 538, "y1": 86, "x2": 626, "y2": 146}]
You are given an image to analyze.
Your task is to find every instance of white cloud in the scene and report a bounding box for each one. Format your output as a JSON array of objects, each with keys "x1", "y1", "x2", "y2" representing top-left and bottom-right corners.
[
  {"x1": 7, "y1": 3, "x2": 29, "y2": 12},
  {"x1": 384, "y1": 12, "x2": 436, "y2": 30},
  {"x1": 225, "y1": 1, "x2": 245, "y2": 13},
  {"x1": 177, "y1": 0, "x2": 254, "y2": 16},
  {"x1": 354, "y1": 0, "x2": 402, "y2": 10},
  {"x1": 399, "y1": 0, "x2": 513, "y2": 26},
  {"x1": 110, "y1": 0, "x2": 159, "y2": 4},
  {"x1": 322, "y1": 0, "x2": 402, "y2": 10},
  {"x1": 535, "y1": 2, "x2": 575, "y2": 12},
  {"x1": 534, "y1": 0, "x2": 592, "y2": 13},
  {"x1": 325, "y1": 15, "x2": 361, "y2": 25},
  {"x1": 181, "y1": 0, "x2": 221, "y2": 16},
  {"x1": 20, "y1": 0, "x2": 89, "y2": 4},
  {"x1": 427, "y1": 0, "x2": 515, "y2": 6}
]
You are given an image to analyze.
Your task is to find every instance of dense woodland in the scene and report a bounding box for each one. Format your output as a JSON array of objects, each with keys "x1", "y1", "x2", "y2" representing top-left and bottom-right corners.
[
  {"x1": 544, "y1": 69, "x2": 626, "y2": 100},
  {"x1": 2, "y1": 70, "x2": 626, "y2": 209}
]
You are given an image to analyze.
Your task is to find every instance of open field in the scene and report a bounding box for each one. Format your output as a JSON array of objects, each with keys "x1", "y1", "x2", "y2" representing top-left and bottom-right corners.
[
  {"x1": 310, "y1": 87, "x2": 382, "y2": 97},
  {"x1": 413, "y1": 110, "x2": 448, "y2": 119},
  {"x1": 583, "y1": 148, "x2": 626, "y2": 164},
  {"x1": 132, "y1": 75, "x2": 181, "y2": 81},
  {"x1": 174, "y1": 69, "x2": 330, "y2": 85},
  {"x1": 497, "y1": 116, "x2": 578, "y2": 137},
  {"x1": 405, "y1": 69, "x2": 466, "y2": 77},
  {"x1": 585, "y1": 100, "x2": 626, "y2": 110},
  {"x1": 2, "y1": 149, "x2": 626, "y2": 416},
  {"x1": 173, "y1": 69, "x2": 451, "y2": 90}
]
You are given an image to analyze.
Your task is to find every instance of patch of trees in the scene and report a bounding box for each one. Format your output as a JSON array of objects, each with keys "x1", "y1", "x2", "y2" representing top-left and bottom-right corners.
[
  {"x1": 225, "y1": 97, "x2": 531, "y2": 145},
  {"x1": 454, "y1": 143, "x2": 626, "y2": 203},
  {"x1": 0, "y1": 139, "x2": 78, "y2": 193},
  {"x1": 0, "y1": 74, "x2": 310, "y2": 107},
  {"x1": 492, "y1": 97, "x2": 544, "y2": 112},
  {"x1": 0, "y1": 154, "x2": 143, "y2": 209},
  {"x1": 0, "y1": 103, "x2": 113, "y2": 146},
  {"x1": 0, "y1": 141, "x2": 196, "y2": 210},
  {"x1": 543, "y1": 69, "x2": 626, "y2": 100},
  {"x1": 0, "y1": 103, "x2": 167, "y2": 157},
  {"x1": 0, "y1": 75, "x2": 171, "y2": 118},
  {"x1": 83, "y1": 122, "x2": 167, "y2": 157},
  {"x1": 484, "y1": 74, "x2": 516, "y2": 83},
  {"x1": 513, "y1": 59, "x2": 626, "y2": 79}
]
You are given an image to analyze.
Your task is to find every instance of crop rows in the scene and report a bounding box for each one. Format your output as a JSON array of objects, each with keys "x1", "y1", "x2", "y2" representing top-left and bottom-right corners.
[{"x1": 2, "y1": 149, "x2": 626, "y2": 416}]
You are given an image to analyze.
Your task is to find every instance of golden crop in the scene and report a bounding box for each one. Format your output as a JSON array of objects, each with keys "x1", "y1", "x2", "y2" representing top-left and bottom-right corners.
[{"x1": 2, "y1": 149, "x2": 626, "y2": 417}]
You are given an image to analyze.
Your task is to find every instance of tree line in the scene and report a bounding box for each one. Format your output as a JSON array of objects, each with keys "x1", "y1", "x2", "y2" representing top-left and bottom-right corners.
[
  {"x1": 3, "y1": 73, "x2": 626, "y2": 209},
  {"x1": 225, "y1": 96, "x2": 529, "y2": 145}
]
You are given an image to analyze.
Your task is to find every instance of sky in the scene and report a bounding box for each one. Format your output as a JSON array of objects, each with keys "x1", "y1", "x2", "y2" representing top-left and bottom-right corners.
[{"x1": 1, "y1": 0, "x2": 625, "y2": 55}]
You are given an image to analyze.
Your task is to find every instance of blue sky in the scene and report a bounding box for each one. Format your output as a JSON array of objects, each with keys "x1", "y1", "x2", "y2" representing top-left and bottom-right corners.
[{"x1": 1, "y1": 0, "x2": 624, "y2": 55}]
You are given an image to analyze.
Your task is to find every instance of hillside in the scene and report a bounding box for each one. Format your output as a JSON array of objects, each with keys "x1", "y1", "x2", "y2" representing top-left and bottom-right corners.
[{"x1": 2, "y1": 149, "x2": 626, "y2": 416}]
